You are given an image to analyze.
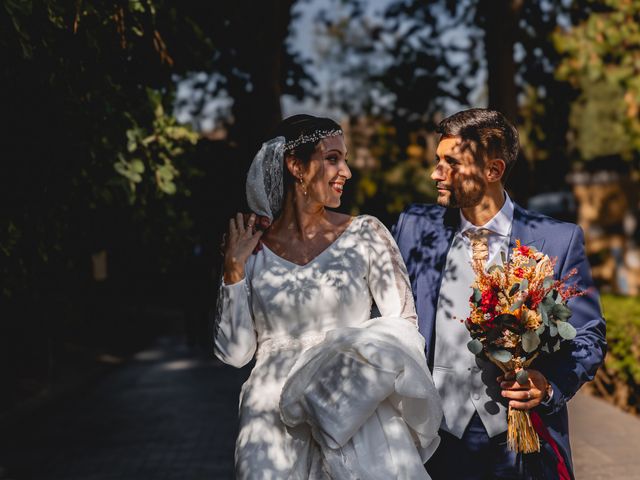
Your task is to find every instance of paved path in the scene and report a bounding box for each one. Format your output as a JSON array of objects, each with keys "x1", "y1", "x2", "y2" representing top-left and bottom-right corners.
[
  {"x1": 569, "y1": 391, "x2": 640, "y2": 479},
  {"x1": 0, "y1": 337, "x2": 248, "y2": 480},
  {"x1": 1, "y1": 336, "x2": 638, "y2": 479}
]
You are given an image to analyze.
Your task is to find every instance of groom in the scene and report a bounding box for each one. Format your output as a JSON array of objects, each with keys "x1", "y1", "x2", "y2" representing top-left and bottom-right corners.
[{"x1": 393, "y1": 109, "x2": 606, "y2": 479}]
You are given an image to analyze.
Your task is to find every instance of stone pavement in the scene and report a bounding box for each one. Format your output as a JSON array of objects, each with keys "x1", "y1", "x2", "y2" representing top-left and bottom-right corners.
[
  {"x1": 0, "y1": 337, "x2": 249, "y2": 480},
  {"x1": 1, "y1": 335, "x2": 639, "y2": 480},
  {"x1": 569, "y1": 391, "x2": 640, "y2": 479}
]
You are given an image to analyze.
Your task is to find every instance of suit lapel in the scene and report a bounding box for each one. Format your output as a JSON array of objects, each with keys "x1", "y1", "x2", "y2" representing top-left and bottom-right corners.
[
  {"x1": 421, "y1": 208, "x2": 458, "y2": 368},
  {"x1": 509, "y1": 202, "x2": 546, "y2": 254}
]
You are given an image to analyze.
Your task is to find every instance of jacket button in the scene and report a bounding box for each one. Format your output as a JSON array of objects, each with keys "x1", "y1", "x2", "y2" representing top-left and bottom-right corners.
[{"x1": 472, "y1": 393, "x2": 480, "y2": 400}]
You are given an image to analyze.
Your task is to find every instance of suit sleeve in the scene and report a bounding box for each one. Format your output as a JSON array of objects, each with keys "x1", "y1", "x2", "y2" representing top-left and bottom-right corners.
[
  {"x1": 537, "y1": 225, "x2": 607, "y2": 414},
  {"x1": 365, "y1": 216, "x2": 418, "y2": 325}
]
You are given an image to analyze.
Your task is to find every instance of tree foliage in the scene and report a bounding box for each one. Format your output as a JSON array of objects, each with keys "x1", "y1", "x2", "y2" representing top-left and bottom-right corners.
[
  {"x1": 554, "y1": 0, "x2": 640, "y2": 162},
  {"x1": 0, "y1": 0, "x2": 308, "y2": 301}
]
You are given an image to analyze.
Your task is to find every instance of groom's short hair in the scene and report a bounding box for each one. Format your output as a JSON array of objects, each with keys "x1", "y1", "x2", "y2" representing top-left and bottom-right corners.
[{"x1": 437, "y1": 108, "x2": 519, "y2": 180}]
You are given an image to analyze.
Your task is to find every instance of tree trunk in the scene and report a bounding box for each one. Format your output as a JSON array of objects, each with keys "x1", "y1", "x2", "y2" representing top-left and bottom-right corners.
[
  {"x1": 478, "y1": 0, "x2": 530, "y2": 202},
  {"x1": 232, "y1": 0, "x2": 294, "y2": 155},
  {"x1": 478, "y1": 0, "x2": 523, "y2": 123}
]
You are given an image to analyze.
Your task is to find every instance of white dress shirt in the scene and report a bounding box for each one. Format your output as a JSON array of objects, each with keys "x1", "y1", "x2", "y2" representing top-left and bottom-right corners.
[{"x1": 458, "y1": 193, "x2": 514, "y2": 268}]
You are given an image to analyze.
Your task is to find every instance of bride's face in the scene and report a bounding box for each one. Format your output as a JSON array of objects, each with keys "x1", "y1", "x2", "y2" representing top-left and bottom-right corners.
[{"x1": 301, "y1": 136, "x2": 351, "y2": 208}]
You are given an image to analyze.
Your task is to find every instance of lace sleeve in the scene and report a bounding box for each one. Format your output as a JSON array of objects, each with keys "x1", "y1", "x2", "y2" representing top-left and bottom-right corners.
[
  {"x1": 213, "y1": 260, "x2": 257, "y2": 367},
  {"x1": 363, "y1": 216, "x2": 418, "y2": 325}
]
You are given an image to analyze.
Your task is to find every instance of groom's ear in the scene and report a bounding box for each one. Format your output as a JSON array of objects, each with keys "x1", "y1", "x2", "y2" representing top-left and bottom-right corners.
[{"x1": 486, "y1": 158, "x2": 506, "y2": 183}]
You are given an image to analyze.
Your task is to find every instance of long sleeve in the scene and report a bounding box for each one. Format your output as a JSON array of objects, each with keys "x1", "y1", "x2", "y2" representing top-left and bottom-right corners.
[
  {"x1": 214, "y1": 275, "x2": 257, "y2": 368},
  {"x1": 363, "y1": 216, "x2": 418, "y2": 324},
  {"x1": 537, "y1": 225, "x2": 607, "y2": 414}
]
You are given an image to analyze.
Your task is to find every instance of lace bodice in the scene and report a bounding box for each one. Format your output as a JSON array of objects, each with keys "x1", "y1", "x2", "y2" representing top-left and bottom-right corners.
[{"x1": 214, "y1": 215, "x2": 417, "y2": 367}]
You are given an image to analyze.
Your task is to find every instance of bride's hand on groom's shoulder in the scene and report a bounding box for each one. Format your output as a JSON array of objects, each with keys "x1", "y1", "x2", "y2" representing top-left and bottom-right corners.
[
  {"x1": 498, "y1": 369, "x2": 550, "y2": 411},
  {"x1": 222, "y1": 213, "x2": 266, "y2": 284}
]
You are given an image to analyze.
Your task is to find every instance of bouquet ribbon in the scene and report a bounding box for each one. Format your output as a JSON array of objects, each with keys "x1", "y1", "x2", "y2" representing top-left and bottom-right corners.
[{"x1": 530, "y1": 412, "x2": 571, "y2": 480}]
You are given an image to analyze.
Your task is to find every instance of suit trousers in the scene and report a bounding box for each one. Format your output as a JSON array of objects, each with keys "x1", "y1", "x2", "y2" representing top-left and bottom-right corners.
[{"x1": 426, "y1": 413, "x2": 530, "y2": 480}]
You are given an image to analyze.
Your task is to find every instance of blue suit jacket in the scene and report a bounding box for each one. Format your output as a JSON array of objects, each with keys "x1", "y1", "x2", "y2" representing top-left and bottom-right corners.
[{"x1": 393, "y1": 202, "x2": 607, "y2": 479}]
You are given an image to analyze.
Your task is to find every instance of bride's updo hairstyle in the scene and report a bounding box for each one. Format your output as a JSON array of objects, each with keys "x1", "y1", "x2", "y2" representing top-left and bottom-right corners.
[{"x1": 271, "y1": 114, "x2": 342, "y2": 191}]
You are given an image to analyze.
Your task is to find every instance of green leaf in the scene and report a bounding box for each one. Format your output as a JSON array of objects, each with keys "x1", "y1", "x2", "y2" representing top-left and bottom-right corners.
[
  {"x1": 557, "y1": 321, "x2": 577, "y2": 340},
  {"x1": 496, "y1": 313, "x2": 519, "y2": 332},
  {"x1": 520, "y1": 279, "x2": 529, "y2": 291},
  {"x1": 550, "y1": 322, "x2": 558, "y2": 337},
  {"x1": 543, "y1": 276, "x2": 555, "y2": 289},
  {"x1": 516, "y1": 369, "x2": 530, "y2": 386},
  {"x1": 536, "y1": 324, "x2": 546, "y2": 335},
  {"x1": 553, "y1": 340, "x2": 561, "y2": 352},
  {"x1": 473, "y1": 288, "x2": 482, "y2": 304},
  {"x1": 488, "y1": 264, "x2": 504, "y2": 274},
  {"x1": 539, "y1": 306, "x2": 549, "y2": 326},
  {"x1": 510, "y1": 299, "x2": 524, "y2": 312},
  {"x1": 522, "y1": 330, "x2": 541, "y2": 353},
  {"x1": 467, "y1": 339, "x2": 483, "y2": 355},
  {"x1": 551, "y1": 304, "x2": 572, "y2": 321},
  {"x1": 489, "y1": 349, "x2": 513, "y2": 363},
  {"x1": 509, "y1": 284, "x2": 520, "y2": 297},
  {"x1": 131, "y1": 159, "x2": 145, "y2": 174},
  {"x1": 542, "y1": 296, "x2": 555, "y2": 310}
]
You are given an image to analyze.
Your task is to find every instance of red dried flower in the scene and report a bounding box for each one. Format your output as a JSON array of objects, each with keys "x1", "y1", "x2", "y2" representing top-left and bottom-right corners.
[
  {"x1": 480, "y1": 288, "x2": 499, "y2": 314},
  {"x1": 517, "y1": 245, "x2": 532, "y2": 257}
]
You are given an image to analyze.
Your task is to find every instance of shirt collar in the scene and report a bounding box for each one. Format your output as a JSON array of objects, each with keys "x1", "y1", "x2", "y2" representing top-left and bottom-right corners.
[{"x1": 459, "y1": 193, "x2": 514, "y2": 237}]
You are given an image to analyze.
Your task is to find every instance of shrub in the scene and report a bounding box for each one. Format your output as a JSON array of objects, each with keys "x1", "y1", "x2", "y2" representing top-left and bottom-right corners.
[{"x1": 587, "y1": 294, "x2": 640, "y2": 413}]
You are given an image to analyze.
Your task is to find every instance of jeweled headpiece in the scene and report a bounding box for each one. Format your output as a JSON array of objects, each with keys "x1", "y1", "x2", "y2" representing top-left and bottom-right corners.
[
  {"x1": 284, "y1": 129, "x2": 343, "y2": 152},
  {"x1": 246, "y1": 128, "x2": 344, "y2": 221}
]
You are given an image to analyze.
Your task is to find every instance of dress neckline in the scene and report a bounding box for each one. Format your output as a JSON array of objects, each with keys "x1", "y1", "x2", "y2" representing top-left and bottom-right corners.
[{"x1": 261, "y1": 216, "x2": 360, "y2": 268}]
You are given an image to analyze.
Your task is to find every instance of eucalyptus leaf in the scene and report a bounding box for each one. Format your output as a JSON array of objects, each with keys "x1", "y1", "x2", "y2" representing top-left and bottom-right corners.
[
  {"x1": 488, "y1": 264, "x2": 504, "y2": 274},
  {"x1": 556, "y1": 320, "x2": 577, "y2": 340},
  {"x1": 536, "y1": 324, "x2": 546, "y2": 335},
  {"x1": 522, "y1": 330, "x2": 541, "y2": 353},
  {"x1": 495, "y1": 313, "x2": 518, "y2": 325},
  {"x1": 516, "y1": 369, "x2": 530, "y2": 386},
  {"x1": 489, "y1": 349, "x2": 513, "y2": 363},
  {"x1": 551, "y1": 304, "x2": 572, "y2": 321},
  {"x1": 509, "y1": 284, "x2": 520, "y2": 297},
  {"x1": 539, "y1": 306, "x2": 549, "y2": 326},
  {"x1": 520, "y1": 279, "x2": 529, "y2": 291},
  {"x1": 550, "y1": 322, "x2": 558, "y2": 337},
  {"x1": 553, "y1": 340, "x2": 561, "y2": 352},
  {"x1": 496, "y1": 313, "x2": 520, "y2": 333},
  {"x1": 541, "y1": 344, "x2": 550, "y2": 353},
  {"x1": 473, "y1": 288, "x2": 482, "y2": 304},
  {"x1": 467, "y1": 339, "x2": 483, "y2": 355},
  {"x1": 510, "y1": 299, "x2": 524, "y2": 312},
  {"x1": 542, "y1": 296, "x2": 555, "y2": 309},
  {"x1": 543, "y1": 276, "x2": 554, "y2": 289}
]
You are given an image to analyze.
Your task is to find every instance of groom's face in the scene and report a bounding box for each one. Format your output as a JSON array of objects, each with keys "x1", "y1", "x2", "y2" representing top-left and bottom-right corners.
[{"x1": 431, "y1": 136, "x2": 487, "y2": 208}]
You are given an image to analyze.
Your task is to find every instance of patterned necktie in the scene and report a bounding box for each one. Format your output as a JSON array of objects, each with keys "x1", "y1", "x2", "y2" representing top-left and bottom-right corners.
[{"x1": 464, "y1": 228, "x2": 491, "y2": 268}]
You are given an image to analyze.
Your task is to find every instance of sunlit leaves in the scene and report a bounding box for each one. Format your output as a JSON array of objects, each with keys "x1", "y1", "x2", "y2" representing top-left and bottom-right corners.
[
  {"x1": 115, "y1": 89, "x2": 198, "y2": 201},
  {"x1": 554, "y1": 0, "x2": 640, "y2": 160}
]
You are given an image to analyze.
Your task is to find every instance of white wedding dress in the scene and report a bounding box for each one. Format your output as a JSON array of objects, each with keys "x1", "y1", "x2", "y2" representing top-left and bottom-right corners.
[{"x1": 215, "y1": 215, "x2": 442, "y2": 479}]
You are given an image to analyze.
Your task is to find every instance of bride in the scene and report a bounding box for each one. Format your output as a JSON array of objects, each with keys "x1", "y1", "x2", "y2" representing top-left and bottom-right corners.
[{"x1": 215, "y1": 114, "x2": 442, "y2": 479}]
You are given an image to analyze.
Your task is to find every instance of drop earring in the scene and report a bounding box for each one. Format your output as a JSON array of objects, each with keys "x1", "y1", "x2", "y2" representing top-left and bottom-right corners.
[{"x1": 299, "y1": 175, "x2": 308, "y2": 196}]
